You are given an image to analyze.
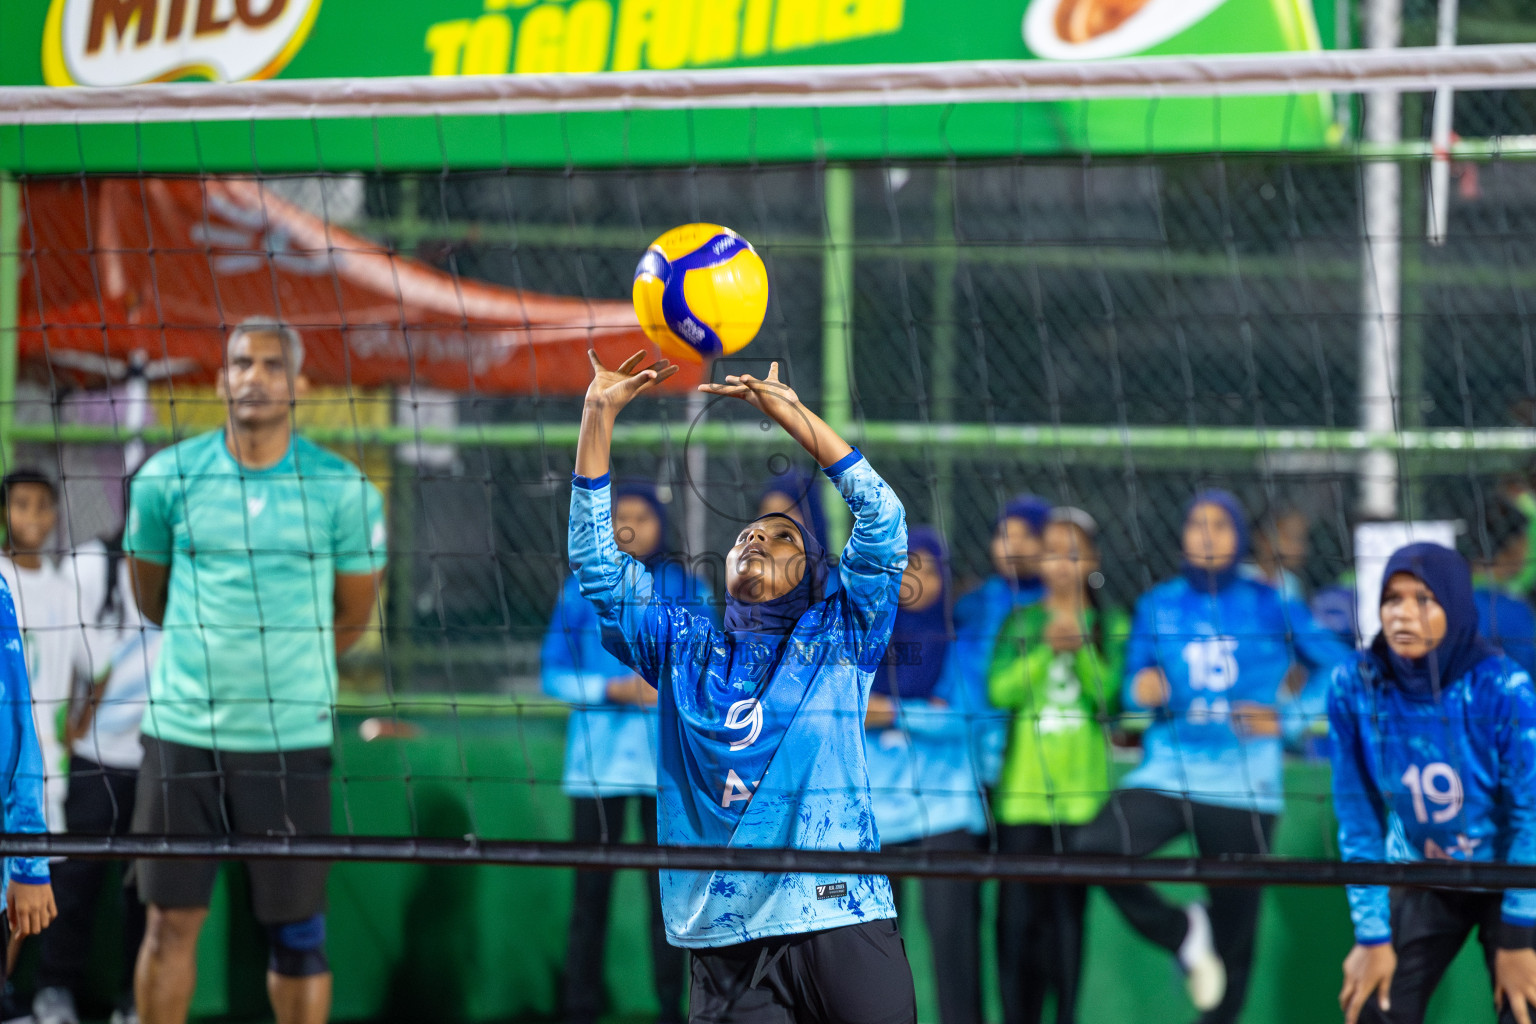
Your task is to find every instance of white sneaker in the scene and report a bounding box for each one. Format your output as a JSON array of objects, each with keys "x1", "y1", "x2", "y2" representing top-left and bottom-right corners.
[
  {"x1": 1178, "y1": 903, "x2": 1226, "y2": 1012},
  {"x1": 30, "y1": 988, "x2": 75, "y2": 1024},
  {"x1": 109, "y1": 1008, "x2": 139, "y2": 1024}
]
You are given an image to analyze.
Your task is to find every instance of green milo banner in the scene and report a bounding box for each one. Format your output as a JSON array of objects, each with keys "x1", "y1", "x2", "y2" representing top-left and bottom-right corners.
[{"x1": 1, "y1": 0, "x2": 1340, "y2": 172}]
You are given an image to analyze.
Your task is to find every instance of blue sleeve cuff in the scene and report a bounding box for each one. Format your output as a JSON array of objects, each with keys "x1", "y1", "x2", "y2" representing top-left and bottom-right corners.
[
  {"x1": 821, "y1": 448, "x2": 863, "y2": 478},
  {"x1": 9, "y1": 861, "x2": 49, "y2": 885},
  {"x1": 572, "y1": 471, "x2": 611, "y2": 491},
  {"x1": 1356, "y1": 934, "x2": 1392, "y2": 947}
]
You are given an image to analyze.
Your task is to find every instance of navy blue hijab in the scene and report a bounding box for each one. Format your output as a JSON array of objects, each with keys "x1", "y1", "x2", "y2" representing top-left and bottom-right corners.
[
  {"x1": 875, "y1": 526, "x2": 950, "y2": 700},
  {"x1": 1370, "y1": 542, "x2": 1493, "y2": 699},
  {"x1": 612, "y1": 480, "x2": 669, "y2": 569},
  {"x1": 1181, "y1": 490, "x2": 1251, "y2": 593},
  {"x1": 996, "y1": 494, "x2": 1053, "y2": 590},
  {"x1": 759, "y1": 470, "x2": 831, "y2": 555},
  {"x1": 724, "y1": 512, "x2": 829, "y2": 636}
]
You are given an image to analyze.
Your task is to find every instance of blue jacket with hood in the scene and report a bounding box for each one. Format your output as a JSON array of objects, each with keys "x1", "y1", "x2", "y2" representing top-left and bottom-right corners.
[
  {"x1": 0, "y1": 575, "x2": 51, "y2": 900},
  {"x1": 950, "y1": 494, "x2": 1052, "y2": 787},
  {"x1": 1330, "y1": 543, "x2": 1536, "y2": 947},
  {"x1": 1121, "y1": 491, "x2": 1353, "y2": 813}
]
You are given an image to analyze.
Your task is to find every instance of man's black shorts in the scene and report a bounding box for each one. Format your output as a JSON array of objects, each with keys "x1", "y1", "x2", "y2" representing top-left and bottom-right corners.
[
  {"x1": 131, "y1": 736, "x2": 332, "y2": 924},
  {"x1": 689, "y1": 918, "x2": 916, "y2": 1024}
]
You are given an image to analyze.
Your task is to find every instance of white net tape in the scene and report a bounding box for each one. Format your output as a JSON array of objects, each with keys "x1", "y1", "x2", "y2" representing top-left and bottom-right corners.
[{"x1": 5, "y1": 43, "x2": 1536, "y2": 124}]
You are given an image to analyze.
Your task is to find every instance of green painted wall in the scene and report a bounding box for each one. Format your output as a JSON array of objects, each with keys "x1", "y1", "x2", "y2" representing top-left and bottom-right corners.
[{"x1": 86, "y1": 712, "x2": 1485, "y2": 1023}]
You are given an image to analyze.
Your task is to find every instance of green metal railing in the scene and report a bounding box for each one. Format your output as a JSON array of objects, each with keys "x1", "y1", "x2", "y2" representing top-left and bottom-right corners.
[
  {"x1": 4, "y1": 160, "x2": 1532, "y2": 480},
  {"x1": 7, "y1": 419, "x2": 1533, "y2": 463}
]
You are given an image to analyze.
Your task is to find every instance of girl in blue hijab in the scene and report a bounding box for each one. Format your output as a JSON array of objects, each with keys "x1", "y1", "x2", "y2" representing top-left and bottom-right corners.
[
  {"x1": 1332, "y1": 542, "x2": 1536, "y2": 1024},
  {"x1": 1369, "y1": 542, "x2": 1492, "y2": 697},
  {"x1": 952, "y1": 493, "x2": 1054, "y2": 787},
  {"x1": 866, "y1": 526, "x2": 990, "y2": 1024},
  {"x1": 569, "y1": 353, "x2": 915, "y2": 1023},
  {"x1": 721, "y1": 510, "x2": 828, "y2": 636},
  {"x1": 875, "y1": 526, "x2": 950, "y2": 700}
]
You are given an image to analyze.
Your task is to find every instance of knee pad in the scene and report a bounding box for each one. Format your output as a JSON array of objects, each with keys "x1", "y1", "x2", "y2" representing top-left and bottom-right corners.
[{"x1": 265, "y1": 914, "x2": 329, "y2": 977}]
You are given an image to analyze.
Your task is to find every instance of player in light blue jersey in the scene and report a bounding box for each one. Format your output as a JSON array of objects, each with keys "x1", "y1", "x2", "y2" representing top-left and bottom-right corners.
[
  {"x1": 0, "y1": 573, "x2": 58, "y2": 950},
  {"x1": 1332, "y1": 542, "x2": 1536, "y2": 1024},
  {"x1": 1072, "y1": 489, "x2": 1353, "y2": 1024},
  {"x1": 568, "y1": 350, "x2": 915, "y2": 1024},
  {"x1": 543, "y1": 480, "x2": 712, "y2": 1024},
  {"x1": 866, "y1": 526, "x2": 988, "y2": 1024}
]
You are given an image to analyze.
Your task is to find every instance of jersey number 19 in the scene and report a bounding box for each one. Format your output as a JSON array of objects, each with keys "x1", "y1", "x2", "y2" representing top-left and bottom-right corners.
[{"x1": 1401, "y1": 762, "x2": 1464, "y2": 825}]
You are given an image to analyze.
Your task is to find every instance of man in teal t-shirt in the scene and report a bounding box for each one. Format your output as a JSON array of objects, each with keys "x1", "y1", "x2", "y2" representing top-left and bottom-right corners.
[{"x1": 125, "y1": 319, "x2": 386, "y2": 1024}]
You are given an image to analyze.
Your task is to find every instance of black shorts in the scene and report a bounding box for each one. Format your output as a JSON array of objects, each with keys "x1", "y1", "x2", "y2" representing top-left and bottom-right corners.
[
  {"x1": 1361, "y1": 887, "x2": 1528, "y2": 1024},
  {"x1": 689, "y1": 918, "x2": 916, "y2": 1024},
  {"x1": 131, "y1": 736, "x2": 332, "y2": 924}
]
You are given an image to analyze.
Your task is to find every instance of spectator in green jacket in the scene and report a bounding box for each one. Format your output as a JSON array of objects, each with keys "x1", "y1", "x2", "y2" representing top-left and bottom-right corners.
[{"x1": 989, "y1": 508, "x2": 1128, "y2": 1024}]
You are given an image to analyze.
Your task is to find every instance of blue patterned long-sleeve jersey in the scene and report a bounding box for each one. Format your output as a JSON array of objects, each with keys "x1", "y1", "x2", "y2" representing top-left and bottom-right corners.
[
  {"x1": 1328, "y1": 652, "x2": 1536, "y2": 945},
  {"x1": 0, "y1": 575, "x2": 51, "y2": 897},
  {"x1": 568, "y1": 451, "x2": 906, "y2": 948},
  {"x1": 1121, "y1": 576, "x2": 1354, "y2": 813}
]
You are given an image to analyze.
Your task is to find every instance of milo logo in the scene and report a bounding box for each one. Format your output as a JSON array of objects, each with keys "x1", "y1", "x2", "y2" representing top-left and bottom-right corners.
[{"x1": 42, "y1": 0, "x2": 322, "y2": 86}]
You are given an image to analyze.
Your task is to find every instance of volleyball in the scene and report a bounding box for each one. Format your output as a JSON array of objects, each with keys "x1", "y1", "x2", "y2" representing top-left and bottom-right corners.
[{"x1": 632, "y1": 223, "x2": 769, "y2": 364}]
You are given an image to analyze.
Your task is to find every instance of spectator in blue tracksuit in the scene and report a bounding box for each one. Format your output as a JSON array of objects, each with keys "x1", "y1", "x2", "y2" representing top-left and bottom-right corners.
[
  {"x1": 0, "y1": 573, "x2": 58, "y2": 945},
  {"x1": 866, "y1": 526, "x2": 988, "y2": 1024},
  {"x1": 569, "y1": 353, "x2": 915, "y2": 1024},
  {"x1": 1332, "y1": 543, "x2": 1536, "y2": 1024},
  {"x1": 1475, "y1": 586, "x2": 1536, "y2": 678},
  {"x1": 1072, "y1": 489, "x2": 1353, "y2": 1024},
  {"x1": 542, "y1": 480, "x2": 712, "y2": 1024},
  {"x1": 953, "y1": 495, "x2": 1052, "y2": 789}
]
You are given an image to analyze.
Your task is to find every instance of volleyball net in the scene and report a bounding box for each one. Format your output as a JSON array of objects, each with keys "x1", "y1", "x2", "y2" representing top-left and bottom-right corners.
[{"x1": 3, "y1": 44, "x2": 1536, "y2": 893}]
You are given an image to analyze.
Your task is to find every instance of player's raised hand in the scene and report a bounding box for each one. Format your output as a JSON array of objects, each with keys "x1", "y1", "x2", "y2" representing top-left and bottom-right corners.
[
  {"x1": 585, "y1": 349, "x2": 678, "y2": 415},
  {"x1": 1340, "y1": 942, "x2": 1395, "y2": 1024},
  {"x1": 698, "y1": 362, "x2": 801, "y2": 416},
  {"x1": 699, "y1": 360, "x2": 851, "y2": 469},
  {"x1": 1496, "y1": 948, "x2": 1536, "y2": 1024}
]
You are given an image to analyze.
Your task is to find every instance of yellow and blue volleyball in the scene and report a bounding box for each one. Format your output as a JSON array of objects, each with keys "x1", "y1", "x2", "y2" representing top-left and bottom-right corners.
[{"x1": 632, "y1": 223, "x2": 769, "y2": 364}]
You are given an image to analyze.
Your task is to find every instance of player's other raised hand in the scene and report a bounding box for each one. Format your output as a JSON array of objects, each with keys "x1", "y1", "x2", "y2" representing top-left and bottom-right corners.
[
  {"x1": 698, "y1": 362, "x2": 851, "y2": 470},
  {"x1": 697, "y1": 361, "x2": 800, "y2": 414}
]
